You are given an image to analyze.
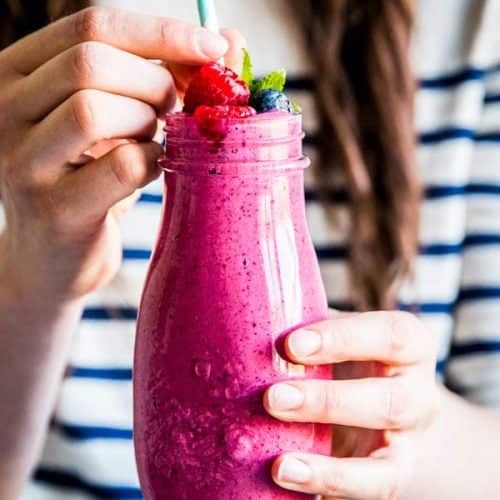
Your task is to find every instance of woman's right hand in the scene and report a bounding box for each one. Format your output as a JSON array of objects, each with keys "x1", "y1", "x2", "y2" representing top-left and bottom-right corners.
[{"x1": 0, "y1": 6, "x2": 243, "y2": 303}]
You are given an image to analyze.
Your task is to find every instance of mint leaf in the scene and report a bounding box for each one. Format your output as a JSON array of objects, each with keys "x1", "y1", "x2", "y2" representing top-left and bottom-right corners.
[
  {"x1": 291, "y1": 100, "x2": 302, "y2": 113},
  {"x1": 252, "y1": 69, "x2": 287, "y2": 93},
  {"x1": 241, "y1": 49, "x2": 254, "y2": 87}
]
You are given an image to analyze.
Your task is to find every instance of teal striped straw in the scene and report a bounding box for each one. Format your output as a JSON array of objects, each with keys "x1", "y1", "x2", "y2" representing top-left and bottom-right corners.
[{"x1": 197, "y1": 0, "x2": 219, "y2": 32}]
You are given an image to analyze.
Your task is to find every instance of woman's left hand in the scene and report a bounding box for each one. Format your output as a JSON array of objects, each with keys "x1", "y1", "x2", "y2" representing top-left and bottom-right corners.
[{"x1": 264, "y1": 311, "x2": 440, "y2": 499}]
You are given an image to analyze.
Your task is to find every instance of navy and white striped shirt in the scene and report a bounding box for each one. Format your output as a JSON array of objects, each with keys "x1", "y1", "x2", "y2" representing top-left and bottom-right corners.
[{"x1": 17, "y1": 0, "x2": 500, "y2": 498}]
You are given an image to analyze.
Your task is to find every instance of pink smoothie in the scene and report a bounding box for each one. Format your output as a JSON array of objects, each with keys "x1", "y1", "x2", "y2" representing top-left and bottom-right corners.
[{"x1": 134, "y1": 112, "x2": 332, "y2": 500}]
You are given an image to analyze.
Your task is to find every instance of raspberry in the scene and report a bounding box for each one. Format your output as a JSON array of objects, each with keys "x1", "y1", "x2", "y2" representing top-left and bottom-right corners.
[
  {"x1": 194, "y1": 105, "x2": 256, "y2": 141},
  {"x1": 183, "y1": 63, "x2": 250, "y2": 113},
  {"x1": 194, "y1": 105, "x2": 256, "y2": 120}
]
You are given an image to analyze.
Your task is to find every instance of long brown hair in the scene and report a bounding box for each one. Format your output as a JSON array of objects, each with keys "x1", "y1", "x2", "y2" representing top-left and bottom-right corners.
[
  {"x1": 1, "y1": 0, "x2": 420, "y2": 311},
  {"x1": 290, "y1": 0, "x2": 420, "y2": 311}
]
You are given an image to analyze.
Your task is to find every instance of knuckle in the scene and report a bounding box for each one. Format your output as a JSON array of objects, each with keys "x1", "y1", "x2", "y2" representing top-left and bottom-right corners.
[
  {"x1": 388, "y1": 311, "x2": 435, "y2": 363},
  {"x1": 335, "y1": 319, "x2": 357, "y2": 358},
  {"x1": 74, "y1": 6, "x2": 111, "y2": 42},
  {"x1": 71, "y1": 42, "x2": 103, "y2": 87},
  {"x1": 70, "y1": 90, "x2": 100, "y2": 139},
  {"x1": 159, "y1": 19, "x2": 183, "y2": 48},
  {"x1": 386, "y1": 311, "x2": 416, "y2": 360},
  {"x1": 383, "y1": 380, "x2": 411, "y2": 429},
  {"x1": 110, "y1": 147, "x2": 142, "y2": 190},
  {"x1": 323, "y1": 464, "x2": 348, "y2": 497},
  {"x1": 323, "y1": 383, "x2": 343, "y2": 419}
]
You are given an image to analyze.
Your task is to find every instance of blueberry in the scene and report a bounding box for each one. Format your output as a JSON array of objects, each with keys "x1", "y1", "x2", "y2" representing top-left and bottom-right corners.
[{"x1": 250, "y1": 89, "x2": 293, "y2": 113}]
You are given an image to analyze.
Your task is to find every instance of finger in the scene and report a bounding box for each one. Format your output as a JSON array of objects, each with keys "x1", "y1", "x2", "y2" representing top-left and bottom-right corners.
[
  {"x1": 264, "y1": 377, "x2": 430, "y2": 430},
  {"x1": 3, "y1": 6, "x2": 229, "y2": 74},
  {"x1": 15, "y1": 42, "x2": 176, "y2": 120},
  {"x1": 167, "y1": 29, "x2": 247, "y2": 96},
  {"x1": 55, "y1": 142, "x2": 162, "y2": 225},
  {"x1": 272, "y1": 452, "x2": 405, "y2": 500},
  {"x1": 285, "y1": 311, "x2": 435, "y2": 366},
  {"x1": 220, "y1": 28, "x2": 247, "y2": 73},
  {"x1": 23, "y1": 90, "x2": 157, "y2": 170}
]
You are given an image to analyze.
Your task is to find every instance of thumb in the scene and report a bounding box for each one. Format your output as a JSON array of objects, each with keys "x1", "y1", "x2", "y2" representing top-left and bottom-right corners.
[{"x1": 57, "y1": 142, "x2": 162, "y2": 227}]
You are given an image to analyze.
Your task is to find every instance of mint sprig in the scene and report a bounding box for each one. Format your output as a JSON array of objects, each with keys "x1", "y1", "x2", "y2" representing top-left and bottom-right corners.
[
  {"x1": 252, "y1": 69, "x2": 287, "y2": 93},
  {"x1": 241, "y1": 48, "x2": 254, "y2": 87},
  {"x1": 241, "y1": 50, "x2": 287, "y2": 94}
]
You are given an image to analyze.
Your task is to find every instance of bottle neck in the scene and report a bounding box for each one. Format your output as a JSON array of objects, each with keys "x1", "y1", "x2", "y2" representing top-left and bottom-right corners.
[
  {"x1": 159, "y1": 111, "x2": 308, "y2": 176},
  {"x1": 153, "y1": 112, "x2": 321, "y2": 326},
  {"x1": 159, "y1": 166, "x2": 310, "y2": 269}
]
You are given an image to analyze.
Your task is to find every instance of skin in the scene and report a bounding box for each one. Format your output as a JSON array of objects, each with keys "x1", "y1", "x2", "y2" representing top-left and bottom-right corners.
[
  {"x1": 264, "y1": 311, "x2": 439, "y2": 499},
  {"x1": 264, "y1": 315, "x2": 500, "y2": 500},
  {"x1": 0, "y1": 6, "x2": 244, "y2": 498},
  {"x1": 2, "y1": 5, "x2": 500, "y2": 499}
]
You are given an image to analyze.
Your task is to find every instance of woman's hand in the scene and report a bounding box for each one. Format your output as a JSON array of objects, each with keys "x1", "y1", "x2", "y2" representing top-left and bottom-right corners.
[
  {"x1": 264, "y1": 311, "x2": 439, "y2": 499},
  {"x1": 0, "y1": 6, "x2": 244, "y2": 303}
]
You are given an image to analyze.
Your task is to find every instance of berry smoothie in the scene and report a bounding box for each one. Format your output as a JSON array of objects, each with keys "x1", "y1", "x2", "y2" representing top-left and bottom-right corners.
[
  {"x1": 134, "y1": 111, "x2": 332, "y2": 500},
  {"x1": 134, "y1": 59, "x2": 332, "y2": 499}
]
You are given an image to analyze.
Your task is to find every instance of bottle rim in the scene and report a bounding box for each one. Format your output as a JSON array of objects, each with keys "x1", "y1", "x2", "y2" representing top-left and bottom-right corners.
[{"x1": 161, "y1": 111, "x2": 308, "y2": 174}]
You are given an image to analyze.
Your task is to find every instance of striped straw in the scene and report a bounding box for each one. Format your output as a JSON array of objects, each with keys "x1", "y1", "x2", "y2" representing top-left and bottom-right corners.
[
  {"x1": 197, "y1": 0, "x2": 220, "y2": 32},
  {"x1": 197, "y1": 0, "x2": 224, "y2": 64}
]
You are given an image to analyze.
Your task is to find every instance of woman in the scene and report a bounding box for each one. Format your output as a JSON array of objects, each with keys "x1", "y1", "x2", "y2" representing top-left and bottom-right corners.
[{"x1": 0, "y1": 0, "x2": 499, "y2": 498}]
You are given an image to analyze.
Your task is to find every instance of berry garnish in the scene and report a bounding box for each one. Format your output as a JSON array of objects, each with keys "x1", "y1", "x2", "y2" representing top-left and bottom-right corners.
[
  {"x1": 183, "y1": 63, "x2": 250, "y2": 113},
  {"x1": 179, "y1": 51, "x2": 299, "y2": 142},
  {"x1": 194, "y1": 105, "x2": 256, "y2": 120},
  {"x1": 250, "y1": 89, "x2": 293, "y2": 113},
  {"x1": 241, "y1": 49, "x2": 301, "y2": 115},
  {"x1": 194, "y1": 105, "x2": 256, "y2": 141}
]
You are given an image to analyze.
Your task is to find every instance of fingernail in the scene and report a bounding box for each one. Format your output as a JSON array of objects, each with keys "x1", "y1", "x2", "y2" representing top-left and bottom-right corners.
[
  {"x1": 269, "y1": 384, "x2": 304, "y2": 411},
  {"x1": 196, "y1": 30, "x2": 229, "y2": 58},
  {"x1": 278, "y1": 457, "x2": 312, "y2": 484},
  {"x1": 289, "y1": 330, "x2": 321, "y2": 358}
]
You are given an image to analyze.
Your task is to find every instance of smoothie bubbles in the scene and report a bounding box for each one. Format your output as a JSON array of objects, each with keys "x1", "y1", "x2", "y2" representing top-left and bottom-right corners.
[{"x1": 133, "y1": 50, "x2": 332, "y2": 500}]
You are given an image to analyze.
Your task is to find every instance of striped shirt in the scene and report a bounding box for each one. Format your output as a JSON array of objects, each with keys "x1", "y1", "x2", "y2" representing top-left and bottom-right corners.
[{"x1": 17, "y1": 0, "x2": 500, "y2": 497}]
